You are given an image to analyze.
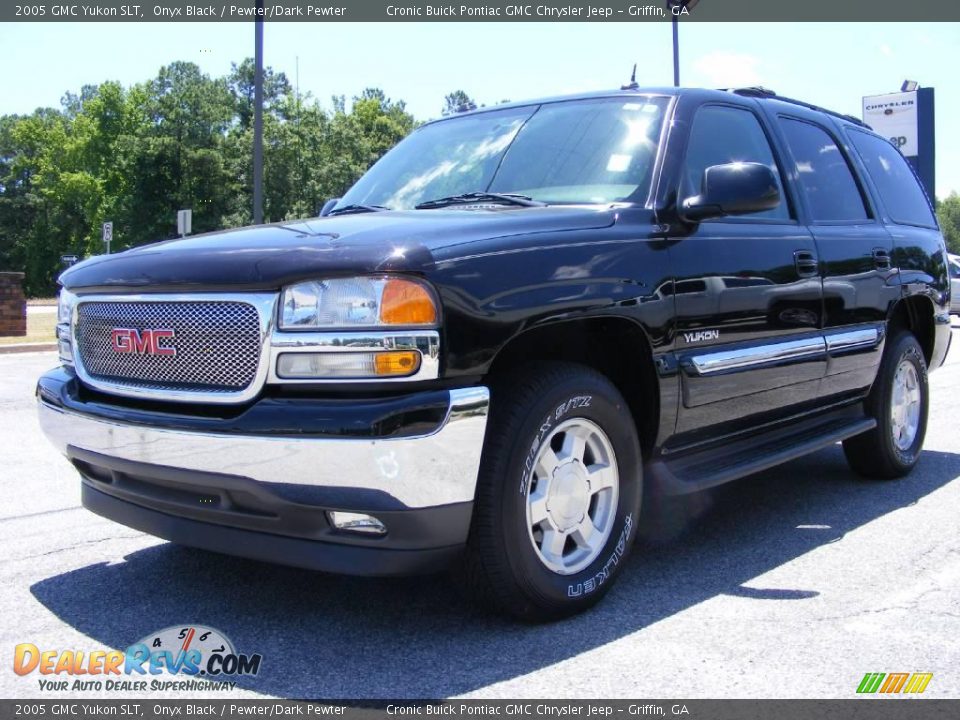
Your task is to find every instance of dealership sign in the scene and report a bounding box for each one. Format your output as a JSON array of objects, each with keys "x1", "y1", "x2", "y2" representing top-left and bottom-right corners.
[
  {"x1": 862, "y1": 91, "x2": 918, "y2": 157},
  {"x1": 862, "y1": 87, "x2": 935, "y2": 201}
]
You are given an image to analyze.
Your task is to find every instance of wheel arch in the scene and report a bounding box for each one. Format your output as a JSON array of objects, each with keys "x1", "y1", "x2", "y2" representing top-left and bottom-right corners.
[
  {"x1": 888, "y1": 294, "x2": 936, "y2": 366},
  {"x1": 484, "y1": 316, "x2": 661, "y2": 459}
]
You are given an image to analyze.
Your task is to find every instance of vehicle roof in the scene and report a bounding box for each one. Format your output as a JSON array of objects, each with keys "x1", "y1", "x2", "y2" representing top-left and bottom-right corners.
[{"x1": 424, "y1": 86, "x2": 871, "y2": 132}]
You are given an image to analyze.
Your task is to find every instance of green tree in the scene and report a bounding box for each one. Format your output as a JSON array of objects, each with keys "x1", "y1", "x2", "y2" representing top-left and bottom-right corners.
[
  {"x1": 936, "y1": 193, "x2": 960, "y2": 254},
  {"x1": 323, "y1": 88, "x2": 416, "y2": 198},
  {"x1": 125, "y1": 62, "x2": 235, "y2": 243},
  {"x1": 227, "y1": 58, "x2": 291, "y2": 130},
  {"x1": 0, "y1": 63, "x2": 424, "y2": 295},
  {"x1": 442, "y1": 90, "x2": 477, "y2": 116}
]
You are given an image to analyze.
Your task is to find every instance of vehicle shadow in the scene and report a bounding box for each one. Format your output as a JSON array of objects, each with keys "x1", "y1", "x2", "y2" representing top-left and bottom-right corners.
[{"x1": 30, "y1": 447, "x2": 960, "y2": 699}]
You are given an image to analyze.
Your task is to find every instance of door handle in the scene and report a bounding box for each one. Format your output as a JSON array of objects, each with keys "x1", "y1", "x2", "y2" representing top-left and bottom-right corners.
[
  {"x1": 794, "y1": 250, "x2": 819, "y2": 278},
  {"x1": 872, "y1": 247, "x2": 892, "y2": 270}
]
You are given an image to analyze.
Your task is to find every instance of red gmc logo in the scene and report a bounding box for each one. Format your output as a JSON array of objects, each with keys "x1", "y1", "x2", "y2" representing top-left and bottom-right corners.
[{"x1": 111, "y1": 328, "x2": 176, "y2": 356}]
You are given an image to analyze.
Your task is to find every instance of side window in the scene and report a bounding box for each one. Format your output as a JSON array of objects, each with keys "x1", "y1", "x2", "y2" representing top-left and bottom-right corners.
[
  {"x1": 778, "y1": 118, "x2": 868, "y2": 223},
  {"x1": 951, "y1": 261, "x2": 960, "y2": 280},
  {"x1": 683, "y1": 105, "x2": 790, "y2": 221},
  {"x1": 847, "y1": 130, "x2": 937, "y2": 228}
]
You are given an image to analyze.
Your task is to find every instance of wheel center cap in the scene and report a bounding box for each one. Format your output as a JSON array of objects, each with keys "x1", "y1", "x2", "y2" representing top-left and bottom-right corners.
[{"x1": 547, "y1": 462, "x2": 590, "y2": 531}]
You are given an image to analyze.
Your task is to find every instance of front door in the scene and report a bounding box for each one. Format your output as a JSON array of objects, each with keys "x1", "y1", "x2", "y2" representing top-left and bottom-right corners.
[{"x1": 665, "y1": 102, "x2": 825, "y2": 442}]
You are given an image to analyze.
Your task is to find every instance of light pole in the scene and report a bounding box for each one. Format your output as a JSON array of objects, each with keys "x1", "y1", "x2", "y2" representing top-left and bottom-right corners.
[
  {"x1": 666, "y1": 0, "x2": 699, "y2": 88},
  {"x1": 253, "y1": 0, "x2": 264, "y2": 225}
]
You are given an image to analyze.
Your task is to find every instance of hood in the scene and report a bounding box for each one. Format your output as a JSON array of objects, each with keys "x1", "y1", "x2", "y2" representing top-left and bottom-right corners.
[{"x1": 60, "y1": 206, "x2": 619, "y2": 292}]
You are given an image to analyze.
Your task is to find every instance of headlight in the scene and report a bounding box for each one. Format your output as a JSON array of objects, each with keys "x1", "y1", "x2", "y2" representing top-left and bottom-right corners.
[
  {"x1": 56, "y1": 289, "x2": 77, "y2": 365},
  {"x1": 280, "y1": 276, "x2": 438, "y2": 330},
  {"x1": 57, "y1": 289, "x2": 77, "y2": 326}
]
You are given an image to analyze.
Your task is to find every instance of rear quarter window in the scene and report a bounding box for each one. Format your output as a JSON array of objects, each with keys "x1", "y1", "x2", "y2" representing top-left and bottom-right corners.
[
  {"x1": 777, "y1": 118, "x2": 868, "y2": 223},
  {"x1": 847, "y1": 129, "x2": 937, "y2": 229}
]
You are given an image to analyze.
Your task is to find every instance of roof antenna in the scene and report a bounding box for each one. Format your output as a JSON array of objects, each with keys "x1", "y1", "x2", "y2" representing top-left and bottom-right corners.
[{"x1": 621, "y1": 64, "x2": 639, "y2": 91}]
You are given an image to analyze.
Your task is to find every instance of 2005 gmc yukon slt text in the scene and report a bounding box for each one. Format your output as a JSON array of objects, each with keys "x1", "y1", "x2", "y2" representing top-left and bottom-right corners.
[{"x1": 38, "y1": 87, "x2": 952, "y2": 621}]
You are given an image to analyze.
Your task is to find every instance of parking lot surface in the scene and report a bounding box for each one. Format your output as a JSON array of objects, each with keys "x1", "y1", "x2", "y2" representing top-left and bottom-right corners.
[{"x1": 2, "y1": 337, "x2": 958, "y2": 699}]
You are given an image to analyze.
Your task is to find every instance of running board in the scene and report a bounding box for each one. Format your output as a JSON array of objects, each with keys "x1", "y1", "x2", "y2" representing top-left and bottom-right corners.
[{"x1": 648, "y1": 411, "x2": 876, "y2": 495}]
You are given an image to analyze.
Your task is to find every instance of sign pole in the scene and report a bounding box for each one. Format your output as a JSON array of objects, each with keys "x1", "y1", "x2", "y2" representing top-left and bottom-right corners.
[
  {"x1": 672, "y1": 15, "x2": 679, "y2": 87},
  {"x1": 253, "y1": 0, "x2": 265, "y2": 225}
]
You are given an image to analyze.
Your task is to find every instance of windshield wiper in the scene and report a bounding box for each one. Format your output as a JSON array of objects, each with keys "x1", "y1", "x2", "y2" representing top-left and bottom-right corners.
[
  {"x1": 415, "y1": 192, "x2": 546, "y2": 210},
  {"x1": 327, "y1": 204, "x2": 390, "y2": 216}
]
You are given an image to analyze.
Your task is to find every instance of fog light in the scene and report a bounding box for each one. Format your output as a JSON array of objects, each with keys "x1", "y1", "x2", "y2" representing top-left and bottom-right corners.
[
  {"x1": 276, "y1": 351, "x2": 420, "y2": 379},
  {"x1": 327, "y1": 511, "x2": 387, "y2": 535}
]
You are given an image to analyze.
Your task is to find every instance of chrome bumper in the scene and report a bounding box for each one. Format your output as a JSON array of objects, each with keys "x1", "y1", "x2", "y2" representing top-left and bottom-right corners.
[{"x1": 37, "y1": 386, "x2": 490, "y2": 509}]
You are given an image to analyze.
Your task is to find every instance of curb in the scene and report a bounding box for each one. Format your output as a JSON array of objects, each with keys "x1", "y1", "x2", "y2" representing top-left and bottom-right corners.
[{"x1": 0, "y1": 342, "x2": 58, "y2": 355}]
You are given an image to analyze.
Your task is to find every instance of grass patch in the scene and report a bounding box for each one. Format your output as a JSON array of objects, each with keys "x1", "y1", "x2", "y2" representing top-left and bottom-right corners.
[{"x1": 0, "y1": 311, "x2": 58, "y2": 346}]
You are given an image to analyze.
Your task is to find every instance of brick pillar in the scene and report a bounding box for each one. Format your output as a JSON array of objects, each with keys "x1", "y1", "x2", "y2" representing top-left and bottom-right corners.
[{"x1": 0, "y1": 273, "x2": 27, "y2": 337}]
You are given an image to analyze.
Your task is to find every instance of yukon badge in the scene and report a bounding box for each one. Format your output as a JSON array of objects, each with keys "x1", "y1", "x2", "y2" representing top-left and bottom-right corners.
[{"x1": 683, "y1": 329, "x2": 720, "y2": 343}]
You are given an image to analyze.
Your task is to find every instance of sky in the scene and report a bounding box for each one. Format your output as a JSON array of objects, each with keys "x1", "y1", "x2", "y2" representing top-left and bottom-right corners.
[{"x1": 0, "y1": 21, "x2": 957, "y2": 198}]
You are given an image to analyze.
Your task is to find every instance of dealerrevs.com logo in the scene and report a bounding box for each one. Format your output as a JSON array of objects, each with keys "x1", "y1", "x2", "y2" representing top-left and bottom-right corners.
[{"x1": 13, "y1": 625, "x2": 262, "y2": 692}]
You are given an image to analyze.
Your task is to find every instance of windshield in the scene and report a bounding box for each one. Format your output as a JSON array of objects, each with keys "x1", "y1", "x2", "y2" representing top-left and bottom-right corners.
[{"x1": 337, "y1": 96, "x2": 669, "y2": 211}]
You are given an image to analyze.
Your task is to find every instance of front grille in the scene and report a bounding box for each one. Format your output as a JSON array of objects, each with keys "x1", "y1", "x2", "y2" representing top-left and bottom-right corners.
[{"x1": 75, "y1": 301, "x2": 262, "y2": 393}]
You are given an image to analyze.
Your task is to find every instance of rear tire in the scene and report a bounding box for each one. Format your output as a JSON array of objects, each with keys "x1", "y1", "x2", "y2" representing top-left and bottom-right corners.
[
  {"x1": 457, "y1": 362, "x2": 642, "y2": 622},
  {"x1": 843, "y1": 331, "x2": 928, "y2": 479}
]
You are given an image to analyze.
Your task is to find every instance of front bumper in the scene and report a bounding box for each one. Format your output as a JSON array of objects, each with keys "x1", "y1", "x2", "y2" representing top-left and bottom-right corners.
[{"x1": 36, "y1": 368, "x2": 490, "y2": 576}]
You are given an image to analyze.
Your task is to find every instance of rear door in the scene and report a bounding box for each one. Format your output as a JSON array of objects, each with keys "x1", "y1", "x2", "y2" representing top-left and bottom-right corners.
[
  {"x1": 666, "y1": 101, "x2": 825, "y2": 441},
  {"x1": 771, "y1": 113, "x2": 895, "y2": 398}
]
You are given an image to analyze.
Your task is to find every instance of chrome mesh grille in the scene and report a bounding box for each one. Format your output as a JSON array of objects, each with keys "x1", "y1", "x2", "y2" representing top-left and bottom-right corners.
[{"x1": 75, "y1": 302, "x2": 262, "y2": 393}]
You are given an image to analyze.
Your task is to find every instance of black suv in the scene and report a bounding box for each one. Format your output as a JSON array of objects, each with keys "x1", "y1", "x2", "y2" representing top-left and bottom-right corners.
[{"x1": 38, "y1": 87, "x2": 951, "y2": 621}]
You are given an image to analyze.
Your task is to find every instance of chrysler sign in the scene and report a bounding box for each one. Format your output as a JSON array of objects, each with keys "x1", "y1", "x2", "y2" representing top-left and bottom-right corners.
[{"x1": 863, "y1": 91, "x2": 918, "y2": 157}]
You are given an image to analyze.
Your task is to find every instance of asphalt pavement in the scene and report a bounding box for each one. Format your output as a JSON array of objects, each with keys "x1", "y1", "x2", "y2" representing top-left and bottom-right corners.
[{"x1": 1, "y1": 338, "x2": 958, "y2": 699}]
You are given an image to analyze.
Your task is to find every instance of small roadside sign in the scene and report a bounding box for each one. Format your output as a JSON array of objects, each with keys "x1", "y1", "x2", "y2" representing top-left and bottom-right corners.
[
  {"x1": 177, "y1": 209, "x2": 192, "y2": 237},
  {"x1": 102, "y1": 221, "x2": 113, "y2": 254},
  {"x1": 61, "y1": 254, "x2": 79, "y2": 267}
]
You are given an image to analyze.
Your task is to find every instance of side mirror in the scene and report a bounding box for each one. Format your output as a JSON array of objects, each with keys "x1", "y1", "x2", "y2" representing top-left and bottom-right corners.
[
  {"x1": 319, "y1": 198, "x2": 340, "y2": 217},
  {"x1": 680, "y1": 162, "x2": 781, "y2": 222}
]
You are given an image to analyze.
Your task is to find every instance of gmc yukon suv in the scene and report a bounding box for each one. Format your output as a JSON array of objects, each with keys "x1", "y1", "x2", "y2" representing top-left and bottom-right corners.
[{"x1": 38, "y1": 87, "x2": 952, "y2": 621}]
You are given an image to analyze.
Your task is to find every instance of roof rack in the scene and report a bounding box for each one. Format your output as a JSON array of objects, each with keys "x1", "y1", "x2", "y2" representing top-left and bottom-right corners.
[{"x1": 723, "y1": 87, "x2": 869, "y2": 128}]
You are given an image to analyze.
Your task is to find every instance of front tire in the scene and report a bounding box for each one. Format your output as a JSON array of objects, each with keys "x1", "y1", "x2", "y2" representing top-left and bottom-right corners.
[
  {"x1": 457, "y1": 362, "x2": 642, "y2": 622},
  {"x1": 843, "y1": 331, "x2": 929, "y2": 479}
]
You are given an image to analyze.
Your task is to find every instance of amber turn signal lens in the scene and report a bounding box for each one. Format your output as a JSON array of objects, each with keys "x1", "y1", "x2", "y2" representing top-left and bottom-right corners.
[
  {"x1": 379, "y1": 278, "x2": 438, "y2": 325},
  {"x1": 374, "y1": 351, "x2": 421, "y2": 377}
]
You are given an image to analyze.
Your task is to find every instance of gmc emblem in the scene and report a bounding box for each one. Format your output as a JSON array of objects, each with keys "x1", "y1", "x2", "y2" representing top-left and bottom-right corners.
[{"x1": 111, "y1": 328, "x2": 176, "y2": 356}]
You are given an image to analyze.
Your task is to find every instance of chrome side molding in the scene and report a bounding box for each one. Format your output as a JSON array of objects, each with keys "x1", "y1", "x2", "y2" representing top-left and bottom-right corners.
[
  {"x1": 824, "y1": 325, "x2": 882, "y2": 354},
  {"x1": 685, "y1": 336, "x2": 826, "y2": 376},
  {"x1": 682, "y1": 323, "x2": 885, "y2": 378}
]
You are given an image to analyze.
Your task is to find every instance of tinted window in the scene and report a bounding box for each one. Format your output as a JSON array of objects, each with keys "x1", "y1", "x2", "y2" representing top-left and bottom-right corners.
[
  {"x1": 674, "y1": 279, "x2": 708, "y2": 294},
  {"x1": 848, "y1": 130, "x2": 937, "y2": 228},
  {"x1": 779, "y1": 119, "x2": 868, "y2": 223},
  {"x1": 951, "y1": 260, "x2": 960, "y2": 280},
  {"x1": 682, "y1": 105, "x2": 789, "y2": 220},
  {"x1": 338, "y1": 98, "x2": 668, "y2": 210},
  {"x1": 490, "y1": 99, "x2": 666, "y2": 204}
]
